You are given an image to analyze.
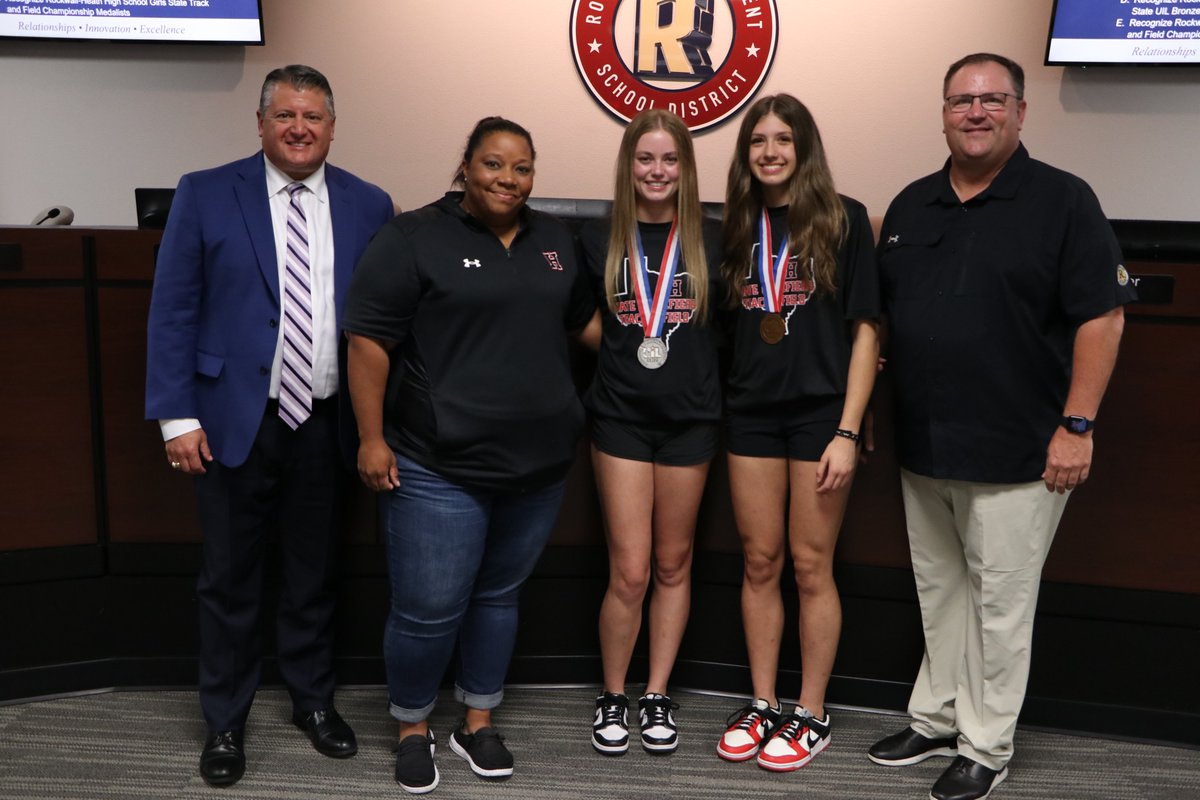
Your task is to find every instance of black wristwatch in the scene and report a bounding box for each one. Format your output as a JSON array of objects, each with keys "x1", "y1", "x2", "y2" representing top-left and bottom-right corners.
[{"x1": 1060, "y1": 415, "x2": 1095, "y2": 434}]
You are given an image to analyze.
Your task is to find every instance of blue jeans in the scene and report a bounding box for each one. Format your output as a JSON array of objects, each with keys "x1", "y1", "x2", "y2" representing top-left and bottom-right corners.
[{"x1": 384, "y1": 453, "x2": 566, "y2": 723}]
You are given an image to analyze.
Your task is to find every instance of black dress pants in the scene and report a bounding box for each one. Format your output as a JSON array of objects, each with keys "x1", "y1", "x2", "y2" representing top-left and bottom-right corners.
[{"x1": 194, "y1": 399, "x2": 346, "y2": 733}]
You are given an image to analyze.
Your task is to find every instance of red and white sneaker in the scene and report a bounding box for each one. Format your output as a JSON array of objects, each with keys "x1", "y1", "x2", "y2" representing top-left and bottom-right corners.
[
  {"x1": 756, "y1": 708, "x2": 831, "y2": 771},
  {"x1": 716, "y1": 699, "x2": 782, "y2": 762}
]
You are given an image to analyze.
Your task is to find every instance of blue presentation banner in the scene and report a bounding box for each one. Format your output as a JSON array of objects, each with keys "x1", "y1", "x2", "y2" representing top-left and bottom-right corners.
[
  {"x1": 0, "y1": 0, "x2": 263, "y2": 41},
  {"x1": 0, "y1": 0, "x2": 259, "y2": 20},
  {"x1": 1051, "y1": 0, "x2": 1200, "y2": 40}
]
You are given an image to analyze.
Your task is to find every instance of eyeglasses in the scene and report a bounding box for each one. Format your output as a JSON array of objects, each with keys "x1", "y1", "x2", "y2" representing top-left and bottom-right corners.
[{"x1": 943, "y1": 92, "x2": 1019, "y2": 113}]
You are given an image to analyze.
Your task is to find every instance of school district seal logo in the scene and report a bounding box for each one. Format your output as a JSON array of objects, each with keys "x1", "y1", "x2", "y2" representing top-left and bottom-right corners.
[{"x1": 570, "y1": 0, "x2": 778, "y2": 132}]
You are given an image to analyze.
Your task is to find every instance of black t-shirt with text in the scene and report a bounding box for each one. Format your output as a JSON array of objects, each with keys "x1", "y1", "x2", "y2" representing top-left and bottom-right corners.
[
  {"x1": 725, "y1": 196, "x2": 880, "y2": 414},
  {"x1": 578, "y1": 217, "x2": 724, "y2": 425}
]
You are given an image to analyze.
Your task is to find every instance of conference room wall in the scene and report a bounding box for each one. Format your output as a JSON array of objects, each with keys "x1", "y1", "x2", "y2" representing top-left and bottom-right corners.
[{"x1": 2, "y1": 0, "x2": 1198, "y2": 227}]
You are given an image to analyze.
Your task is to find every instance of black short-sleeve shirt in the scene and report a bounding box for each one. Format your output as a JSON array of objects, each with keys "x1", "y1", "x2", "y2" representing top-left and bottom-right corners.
[
  {"x1": 578, "y1": 217, "x2": 723, "y2": 425},
  {"x1": 878, "y1": 144, "x2": 1136, "y2": 483},
  {"x1": 342, "y1": 192, "x2": 596, "y2": 491},
  {"x1": 725, "y1": 195, "x2": 880, "y2": 413}
]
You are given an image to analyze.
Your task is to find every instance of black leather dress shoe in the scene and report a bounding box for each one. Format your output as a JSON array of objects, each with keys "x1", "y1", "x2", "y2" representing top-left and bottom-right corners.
[
  {"x1": 199, "y1": 729, "x2": 245, "y2": 787},
  {"x1": 931, "y1": 755, "x2": 1008, "y2": 800},
  {"x1": 869, "y1": 727, "x2": 958, "y2": 766},
  {"x1": 292, "y1": 707, "x2": 358, "y2": 758}
]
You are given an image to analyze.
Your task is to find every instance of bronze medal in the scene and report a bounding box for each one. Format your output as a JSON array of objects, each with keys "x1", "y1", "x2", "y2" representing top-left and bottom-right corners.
[{"x1": 759, "y1": 313, "x2": 785, "y2": 344}]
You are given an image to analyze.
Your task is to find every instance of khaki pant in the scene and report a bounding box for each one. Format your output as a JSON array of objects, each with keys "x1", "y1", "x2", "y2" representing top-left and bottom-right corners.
[{"x1": 900, "y1": 470, "x2": 1070, "y2": 770}]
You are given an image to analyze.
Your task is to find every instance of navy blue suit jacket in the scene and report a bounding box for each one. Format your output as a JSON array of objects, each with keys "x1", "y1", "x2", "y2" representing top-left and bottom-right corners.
[{"x1": 145, "y1": 152, "x2": 394, "y2": 467}]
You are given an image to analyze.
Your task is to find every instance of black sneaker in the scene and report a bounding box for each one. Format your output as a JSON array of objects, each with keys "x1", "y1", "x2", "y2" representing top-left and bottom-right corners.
[
  {"x1": 930, "y1": 755, "x2": 1008, "y2": 800},
  {"x1": 592, "y1": 692, "x2": 630, "y2": 755},
  {"x1": 868, "y1": 727, "x2": 958, "y2": 767},
  {"x1": 393, "y1": 730, "x2": 438, "y2": 795},
  {"x1": 638, "y1": 693, "x2": 679, "y2": 753},
  {"x1": 450, "y1": 722, "x2": 514, "y2": 779}
]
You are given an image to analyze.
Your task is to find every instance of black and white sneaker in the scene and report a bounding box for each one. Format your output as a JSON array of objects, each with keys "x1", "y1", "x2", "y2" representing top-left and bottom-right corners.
[
  {"x1": 638, "y1": 693, "x2": 679, "y2": 753},
  {"x1": 393, "y1": 730, "x2": 438, "y2": 794},
  {"x1": 450, "y1": 723, "x2": 514, "y2": 779},
  {"x1": 592, "y1": 692, "x2": 630, "y2": 755}
]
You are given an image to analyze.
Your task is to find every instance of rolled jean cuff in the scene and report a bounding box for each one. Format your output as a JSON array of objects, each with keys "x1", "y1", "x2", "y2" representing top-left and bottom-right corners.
[
  {"x1": 455, "y1": 683, "x2": 503, "y2": 710},
  {"x1": 389, "y1": 697, "x2": 436, "y2": 724}
]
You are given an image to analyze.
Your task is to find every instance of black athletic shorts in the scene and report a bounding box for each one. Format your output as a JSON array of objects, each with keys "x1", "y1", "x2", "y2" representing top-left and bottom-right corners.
[
  {"x1": 725, "y1": 395, "x2": 845, "y2": 461},
  {"x1": 591, "y1": 416, "x2": 720, "y2": 466}
]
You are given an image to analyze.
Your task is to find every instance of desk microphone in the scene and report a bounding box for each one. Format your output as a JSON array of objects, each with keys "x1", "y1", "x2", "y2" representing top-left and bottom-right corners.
[{"x1": 31, "y1": 206, "x2": 75, "y2": 226}]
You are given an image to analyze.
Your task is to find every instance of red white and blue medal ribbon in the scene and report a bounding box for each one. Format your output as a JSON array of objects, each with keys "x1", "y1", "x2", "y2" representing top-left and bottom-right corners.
[
  {"x1": 628, "y1": 219, "x2": 681, "y2": 369},
  {"x1": 757, "y1": 208, "x2": 790, "y2": 314}
]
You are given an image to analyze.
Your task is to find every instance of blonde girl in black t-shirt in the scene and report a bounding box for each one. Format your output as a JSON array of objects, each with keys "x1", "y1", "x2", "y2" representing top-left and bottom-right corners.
[
  {"x1": 715, "y1": 94, "x2": 881, "y2": 772},
  {"x1": 580, "y1": 110, "x2": 722, "y2": 757}
]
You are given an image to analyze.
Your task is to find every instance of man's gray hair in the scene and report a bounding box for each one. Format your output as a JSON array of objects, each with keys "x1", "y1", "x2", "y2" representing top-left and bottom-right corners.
[{"x1": 259, "y1": 64, "x2": 335, "y2": 118}]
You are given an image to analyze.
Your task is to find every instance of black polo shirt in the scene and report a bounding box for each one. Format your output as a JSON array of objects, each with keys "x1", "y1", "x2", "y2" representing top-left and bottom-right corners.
[
  {"x1": 878, "y1": 144, "x2": 1136, "y2": 483},
  {"x1": 343, "y1": 192, "x2": 596, "y2": 491}
]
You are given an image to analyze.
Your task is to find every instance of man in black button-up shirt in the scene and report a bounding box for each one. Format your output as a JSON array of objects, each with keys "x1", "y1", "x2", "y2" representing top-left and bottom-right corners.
[{"x1": 867, "y1": 53, "x2": 1135, "y2": 800}]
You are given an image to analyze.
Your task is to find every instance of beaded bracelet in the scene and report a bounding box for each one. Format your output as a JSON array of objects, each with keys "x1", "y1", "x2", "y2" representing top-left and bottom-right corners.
[{"x1": 833, "y1": 428, "x2": 860, "y2": 443}]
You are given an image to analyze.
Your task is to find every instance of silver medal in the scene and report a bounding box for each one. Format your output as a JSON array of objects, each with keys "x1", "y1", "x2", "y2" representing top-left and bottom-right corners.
[{"x1": 637, "y1": 337, "x2": 668, "y2": 370}]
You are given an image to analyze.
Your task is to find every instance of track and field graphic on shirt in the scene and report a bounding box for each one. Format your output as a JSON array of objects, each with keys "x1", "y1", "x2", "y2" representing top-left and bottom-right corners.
[
  {"x1": 614, "y1": 255, "x2": 697, "y2": 350},
  {"x1": 740, "y1": 243, "x2": 815, "y2": 336}
]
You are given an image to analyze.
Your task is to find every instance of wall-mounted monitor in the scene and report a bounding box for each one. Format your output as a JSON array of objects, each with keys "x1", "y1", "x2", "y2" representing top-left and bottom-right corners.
[
  {"x1": 0, "y1": 0, "x2": 264, "y2": 45},
  {"x1": 1046, "y1": 0, "x2": 1200, "y2": 66}
]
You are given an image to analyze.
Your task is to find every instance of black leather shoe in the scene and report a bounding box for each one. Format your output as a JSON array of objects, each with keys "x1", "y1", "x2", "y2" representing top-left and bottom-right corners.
[
  {"x1": 931, "y1": 755, "x2": 1008, "y2": 800},
  {"x1": 292, "y1": 707, "x2": 358, "y2": 758},
  {"x1": 199, "y1": 729, "x2": 245, "y2": 787},
  {"x1": 869, "y1": 727, "x2": 958, "y2": 766}
]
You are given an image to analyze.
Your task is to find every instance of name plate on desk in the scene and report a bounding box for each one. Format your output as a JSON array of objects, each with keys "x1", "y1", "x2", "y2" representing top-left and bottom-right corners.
[
  {"x1": 0, "y1": 243, "x2": 21, "y2": 273},
  {"x1": 1128, "y1": 274, "x2": 1175, "y2": 306}
]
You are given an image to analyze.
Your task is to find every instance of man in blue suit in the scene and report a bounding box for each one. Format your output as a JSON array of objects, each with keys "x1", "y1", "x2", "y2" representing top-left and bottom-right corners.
[{"x1": 145, "y1": 64, "x2": 393, "y2": 788}]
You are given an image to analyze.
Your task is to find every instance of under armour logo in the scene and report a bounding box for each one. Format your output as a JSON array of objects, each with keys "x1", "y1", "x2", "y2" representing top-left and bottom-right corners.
[
  {"x1": 887, "y1": 235, "x2": 900, "y2": 244},
  {"x1": 463, "y1": 258, "x2": 481, "y2": 268}
]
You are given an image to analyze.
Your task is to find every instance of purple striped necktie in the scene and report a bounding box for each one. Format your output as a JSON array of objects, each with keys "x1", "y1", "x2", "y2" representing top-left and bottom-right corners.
[{"x1": 279, "y1": 181, "x2": 313, "y2": 430}]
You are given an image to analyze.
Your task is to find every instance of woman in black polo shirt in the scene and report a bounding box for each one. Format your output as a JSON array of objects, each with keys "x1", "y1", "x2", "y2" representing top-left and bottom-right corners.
[
  {"x1": 714, "y1": 94, "x2": 880, "y2": 772},
  {"x1": 343, "y1": 117, "x2": 598, "y2": 794},
  {"x1": 578, "y1": 110, "x2": 722, "y2": 757}
]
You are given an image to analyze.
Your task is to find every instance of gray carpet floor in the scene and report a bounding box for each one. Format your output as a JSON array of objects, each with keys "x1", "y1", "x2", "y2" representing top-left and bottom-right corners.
[{"x1": 0, "y1": 686, "x2": 1196, "y2": 799}]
